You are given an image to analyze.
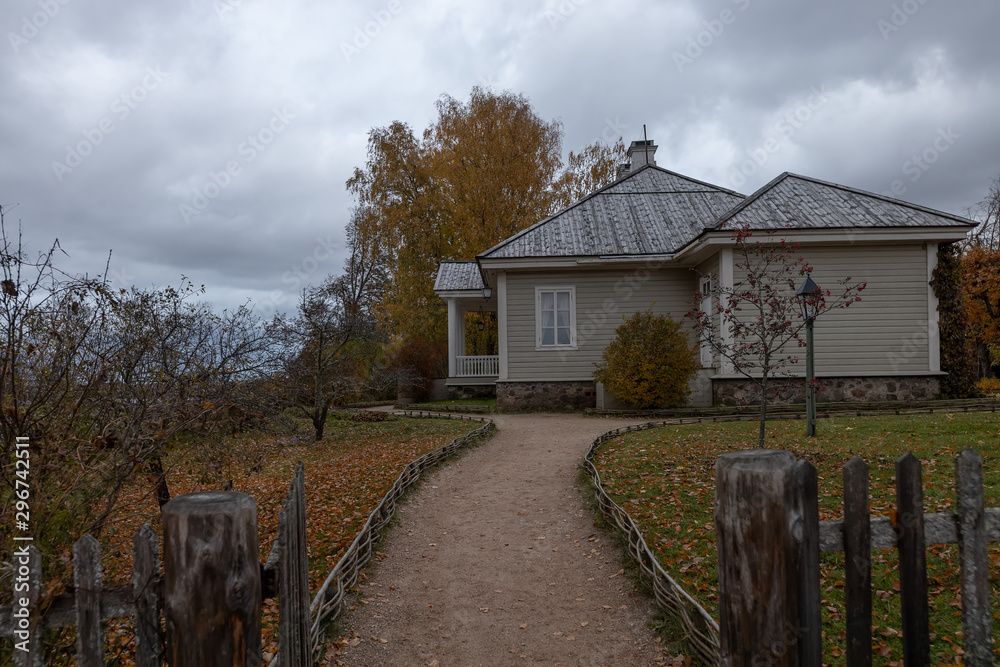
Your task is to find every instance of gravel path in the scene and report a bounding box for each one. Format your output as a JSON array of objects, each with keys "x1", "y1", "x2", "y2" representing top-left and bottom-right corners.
[{"x1": 332, "y1": 413, "x2": 672, "y2": 667}]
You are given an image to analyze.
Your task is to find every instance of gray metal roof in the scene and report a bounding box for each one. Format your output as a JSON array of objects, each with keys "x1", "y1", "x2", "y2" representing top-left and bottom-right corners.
[
  {"x1": 434, "y1": 261, "x2": 484, "y2": 291},
  {"x1": 714, "y1": 172, "x2": 977, "y2": 230},
  {"x1": 479, "y1": 165, "x2": 745, "y2": 259}
]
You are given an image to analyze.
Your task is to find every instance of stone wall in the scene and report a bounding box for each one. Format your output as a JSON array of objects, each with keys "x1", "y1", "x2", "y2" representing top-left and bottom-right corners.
[
  {"x1": 447, "y1": 383, "x2": 497, "y2": 400},
  {"x1": 496, "y1": 381, "x2": 597, "y2": 412},
  {"x1": 712, "y1": 375, "x2": 941, "y2": 406}
]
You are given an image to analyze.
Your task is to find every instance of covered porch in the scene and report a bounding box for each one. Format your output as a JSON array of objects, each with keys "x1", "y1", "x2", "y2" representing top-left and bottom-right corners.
[
  {"x1": 446, "y1": 295, "x2": 498, "y2": 383},
  {"x1": 435, "y1": 261, "x2": 501, "y2": 391}
]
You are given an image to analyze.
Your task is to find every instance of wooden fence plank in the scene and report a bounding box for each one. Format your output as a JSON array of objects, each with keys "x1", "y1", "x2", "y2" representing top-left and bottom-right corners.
[
  {"x1": 895, "y1": 452, "x2": 930, "y2": 667},
  {"x1": 12, "y1": 544, "x2": 43, "y2": 667},
  {"x1": 73, "y1": 534, "x2": 105, "y2": 667},
  {"x1": 842, "y1": 456, "x2": 872, "y2": 667},
  {"x1": 955, "y1": 448, "x2": 993, "y2": 666},
  {"x1": 278, "y1": 462, "x2": 311, "y2": 667},
  {"x1": 133, "y1": 524, "x2": 162, "y2": 667},
  {"x1": 794, "y1": 461, "x2": 821, "y2": 667}
]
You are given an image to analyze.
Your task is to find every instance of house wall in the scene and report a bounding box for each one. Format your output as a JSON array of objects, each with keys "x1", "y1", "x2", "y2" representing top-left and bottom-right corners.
[
  {"x1": 728, "y1": 243, "x2": 932, "y2": 376},
  {"x1": 504, "y1": 265, "x2": 698, "y2": 383},
  {"x1": 494, "y1": 242, "x2": 939, "y2": 411}
]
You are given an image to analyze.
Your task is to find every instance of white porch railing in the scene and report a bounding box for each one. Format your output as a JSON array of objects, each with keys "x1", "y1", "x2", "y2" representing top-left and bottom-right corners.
[{"x1": 455, "y1": 355, "x2": 499, "y2": 377}]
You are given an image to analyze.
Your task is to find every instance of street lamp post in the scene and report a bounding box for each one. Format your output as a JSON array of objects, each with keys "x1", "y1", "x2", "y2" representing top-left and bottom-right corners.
[{"x1": 795, "y1": 276, "x2": 821, "y2": 437}]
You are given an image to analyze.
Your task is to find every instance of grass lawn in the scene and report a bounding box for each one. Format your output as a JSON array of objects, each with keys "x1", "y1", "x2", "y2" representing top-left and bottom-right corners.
[
  {"x1": 593, "y1": 412, "x2": 1000, "y2": 666},
  {"x1": 27, "y1": 412, "x2": 477, "y2": 665}
]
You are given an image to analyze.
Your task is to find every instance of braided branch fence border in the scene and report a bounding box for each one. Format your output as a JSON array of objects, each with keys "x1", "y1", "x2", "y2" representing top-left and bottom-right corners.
[
  {"x1": 584, "y1": 421, "x2": 721, "y2": 665},
  {"x1": 584, "y1": 404, "x2": 1000, "y2": 665},
  {"x1": 307, "y1": 412, "x2": 496, "y2": 659}
]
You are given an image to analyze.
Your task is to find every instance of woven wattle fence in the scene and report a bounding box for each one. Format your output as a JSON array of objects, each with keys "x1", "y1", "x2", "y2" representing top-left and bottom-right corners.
[
  {"x1": 307, "y1": 413, "x2": 495, "y2": 657},
  {"x1": 584, "y1": 422, "x2": 721, "y2": 665}
]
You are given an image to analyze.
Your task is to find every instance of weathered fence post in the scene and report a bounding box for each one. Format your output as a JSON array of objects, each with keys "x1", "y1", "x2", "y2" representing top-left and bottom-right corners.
[
  {"x1": 842, "y1": 456, "x2": 872, "y2": 667},
  {"x1": 132, "y1": 524, "x2": 162, "y2": 667},
  {"x1": 162, "y1": 491, "x2": 262, "y2": 667},
  {"x1": 896, "y1": 453, "x2": 930, "y2": 666},
  {"x1": 74, "y1": 534, "x2": 104, "y2": 667},
  {"x1": 955, "y1": 448, "x2": 993, "y2": 666},
  {"x1": 278, "y1": 462, "x2": 311, "y2": 667},
  {"x1": 715, "y1": 450, "x2": 801, "y2": 667},
  {"x1": 793, "y1": 460, "x2": 821, "y2": 667}
]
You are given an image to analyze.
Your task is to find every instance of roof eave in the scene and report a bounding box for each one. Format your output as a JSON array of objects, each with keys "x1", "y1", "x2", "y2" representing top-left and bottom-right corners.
[{"x1": 673, "y1": 225, "x2": 973, "y2": 263}]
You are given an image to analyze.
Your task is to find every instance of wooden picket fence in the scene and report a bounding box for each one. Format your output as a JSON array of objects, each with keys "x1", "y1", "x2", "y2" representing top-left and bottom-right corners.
[
  {"x1": 715, "y1": 447, "x2": 997, "y2": 666},
  {"x1": 0, "y1": 464, "x2": 310, "y2": 666}
]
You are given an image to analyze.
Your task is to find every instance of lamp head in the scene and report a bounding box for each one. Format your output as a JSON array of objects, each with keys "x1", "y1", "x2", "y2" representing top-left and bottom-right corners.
[{"x1": 795, "y1": 275, "x2": 821, "y2": 321}]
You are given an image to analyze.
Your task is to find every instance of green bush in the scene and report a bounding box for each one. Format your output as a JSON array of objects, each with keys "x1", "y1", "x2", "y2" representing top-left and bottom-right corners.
[{"x1": 594, "y1": 310, "x2": 698, "y2": 409}]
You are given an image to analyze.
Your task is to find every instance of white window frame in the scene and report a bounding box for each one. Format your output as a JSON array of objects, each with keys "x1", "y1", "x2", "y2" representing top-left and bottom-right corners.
[
  {"x1": 535, "y1": 286, "x2": 577, "y2": 350},
  {"x1": 699, "y1": 276, "x2": 713, "y2": 367}
]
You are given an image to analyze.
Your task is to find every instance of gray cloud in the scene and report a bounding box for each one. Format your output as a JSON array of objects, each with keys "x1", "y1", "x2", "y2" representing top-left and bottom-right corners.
[{"x1": 3, "y1": 0, "x2": 997, "y2": 314}]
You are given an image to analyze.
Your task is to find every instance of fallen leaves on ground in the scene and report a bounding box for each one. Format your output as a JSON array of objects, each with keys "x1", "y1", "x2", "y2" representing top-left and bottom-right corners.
[
  {"x1": 593, "y1": 412, "x2": 1000, "y2": 666},
  {"x1": 89, "y1": 413, "x2": 474, "y2": 664}
]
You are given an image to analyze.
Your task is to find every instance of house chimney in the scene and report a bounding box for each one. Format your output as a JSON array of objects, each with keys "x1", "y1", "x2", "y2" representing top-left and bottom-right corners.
[
  {"x1": 627, "y1": 139, "x2": 657, "y2": 168},
  {"x1": 616, "y1": 161, "x2": 631, "y2": 178}
]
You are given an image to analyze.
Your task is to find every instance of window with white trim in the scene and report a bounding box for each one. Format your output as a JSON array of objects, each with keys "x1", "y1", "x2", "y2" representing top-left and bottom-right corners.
[
  {"x1": 536, "y1": 287, "x2": 576, "y2": 349},
  {"x1": 699, "y1": 276, "x2": 713, "y2": 366}
]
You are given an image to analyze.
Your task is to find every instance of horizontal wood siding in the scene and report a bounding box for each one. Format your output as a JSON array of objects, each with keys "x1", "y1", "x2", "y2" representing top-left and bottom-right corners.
[
  {"x1": 506, "y1": 267, "x2": 697, "y2": 382},
  {"x1": 732, "y1": 244, "x2": 931, "y2": 375}
]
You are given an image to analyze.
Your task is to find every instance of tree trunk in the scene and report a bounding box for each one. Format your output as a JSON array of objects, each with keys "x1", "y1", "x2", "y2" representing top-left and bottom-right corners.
[
  {"x1": 312, "y1": 403, "x2": 329, "y2": 441},
  {"x1": 757, "y1": 372, "x2": 769, "y2": 448},
  {"x1": 149, "y1": 455, "x2": 171, "y2": 508}
]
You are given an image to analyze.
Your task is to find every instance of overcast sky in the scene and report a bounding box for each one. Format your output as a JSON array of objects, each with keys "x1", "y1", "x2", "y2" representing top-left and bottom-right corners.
[{"x1": 4, "y1": 0, "x2": 998, "y2": 314}]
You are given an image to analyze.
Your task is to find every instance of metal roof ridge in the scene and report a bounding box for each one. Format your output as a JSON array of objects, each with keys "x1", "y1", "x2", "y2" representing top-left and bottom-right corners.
[
  {"x1": 709, "y1": 171, "x2": 977, "y2": 229},
  {"x1": 778, "y1": 172, "x2": 978, "y2": 226},
  {"x1": 477, "y1": 164, "x2": 742, "y2": 259}
]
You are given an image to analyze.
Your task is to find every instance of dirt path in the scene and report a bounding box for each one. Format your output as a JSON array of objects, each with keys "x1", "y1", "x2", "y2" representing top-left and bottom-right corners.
[{"x1": 333, "y1": 413, "x2": 671, "y2": 667}]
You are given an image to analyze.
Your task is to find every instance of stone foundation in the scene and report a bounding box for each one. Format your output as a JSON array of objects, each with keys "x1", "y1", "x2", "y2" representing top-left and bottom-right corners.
[
  {"x1": 713, "y1": 375, "x2": 941, "y2": 406},
  {"x1": 496, "y1": 381, "x2": 597, "y2": 412},
  {"x1": 447, "y1": 383, "x2": 497, "y2": 400}
]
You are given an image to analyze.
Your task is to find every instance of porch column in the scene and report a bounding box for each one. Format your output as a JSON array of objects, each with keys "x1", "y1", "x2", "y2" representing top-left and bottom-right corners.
[
  {"x1": 497, "y1": 271, "x2": 508, "y2": 381},
  {"x1": 447, "y1": 298, "x2": 458, "y2": 378},
  {"x1": 719, "y1": 248, "x2": 734, "y2": 375}
]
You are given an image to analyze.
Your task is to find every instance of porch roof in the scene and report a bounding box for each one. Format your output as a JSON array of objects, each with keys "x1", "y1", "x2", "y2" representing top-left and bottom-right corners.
[{"x1": 434, "y1": 261, "x2": 485, "y2": 292}]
